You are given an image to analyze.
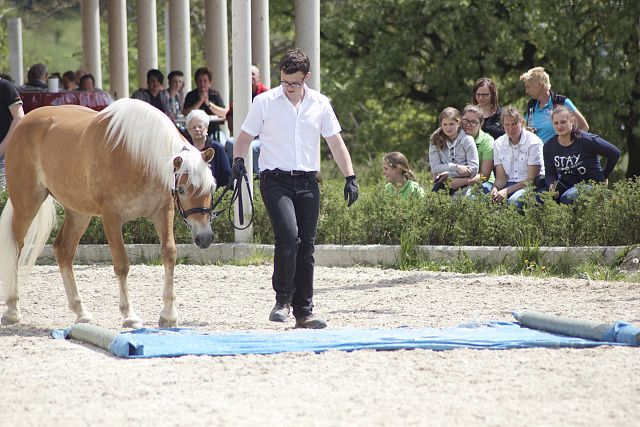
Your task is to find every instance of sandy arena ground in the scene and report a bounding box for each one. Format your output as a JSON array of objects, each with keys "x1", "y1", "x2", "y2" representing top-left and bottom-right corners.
[{"x1": 1, "y1": 264, "x2": 638, "y2": 426}]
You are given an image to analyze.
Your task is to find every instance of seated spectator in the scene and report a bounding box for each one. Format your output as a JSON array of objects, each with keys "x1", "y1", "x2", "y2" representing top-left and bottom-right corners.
[
  {"x1": 491, "y1": 106, "x2": 545, "y2": 206},
  {"x1": 183, "y1": 67, "x2": 228, "y2": 144},
  {"x1": 224, "y1": 64, "x2": 270, "y2": 174},
  {"x1": 79, "y1": 74, "x2": 96, "y2": 91},
  {"x1": 62, "y1": 70, "x2": 78, "y2": 91},
  {"x1": 472, "y1": 77, "x2": 504, "y2": 139},
  {"x1": 543, "y1": 105, "x2": 621, "y2": 204},
  {"x1": 520, "y1": 67, "x2": 588, "y2": 143},
  {"x1": 382, "y1": 152, "x2": 424, "y2": 199},
  {"x1": 429, "y1": 107, "x2": 479, "y2": 195},
  {"x1": 75, "y1": 69, "x2": 88, "y2": 86},
  {"x1": 164, "y1": 70, "x2": 185, "y2": 121},
  {"x1": 185, "y1": 109, "x2": 231, "y2": 189},
  {"x1": 21, "y1": 63, "x2": 48, "y2": 90},
  {"x1": 456, "y1": 105, "x2": 495, "y2": 194},
  {"x1": 131, "y1": 69, "x2": 170, "y2": 114}
]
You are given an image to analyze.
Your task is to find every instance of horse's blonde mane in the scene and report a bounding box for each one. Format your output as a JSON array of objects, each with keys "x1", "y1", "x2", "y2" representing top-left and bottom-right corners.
[{"x1": 98, "y1": 98, "x2": 215, "y2": 193}]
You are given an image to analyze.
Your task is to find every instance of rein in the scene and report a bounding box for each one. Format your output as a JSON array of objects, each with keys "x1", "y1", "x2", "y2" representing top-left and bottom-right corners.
[{"x1": 173, "y1": 171, "x2": 254, "y2": 230}]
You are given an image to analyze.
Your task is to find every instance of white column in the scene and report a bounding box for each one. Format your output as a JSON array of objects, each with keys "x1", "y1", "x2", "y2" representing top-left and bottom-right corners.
[
  {"x1": 294, "y1": 0, "x2": 320, "y2": 90},
  {"x1": 137, "y1": 0, "x2": 158, "y2": 88},
  {"x1": 232, "y1": 0, "x2": 253, "y2": 242},
  {"x1": 169, "y1": 0, "x2": 192, "y2": 93},
  {"x1": 164, "y1": 8, "x2": 171, "y2": 77},
  {"x1": 108, "y1": 0, "x2": 129, "y2": 99},
  {"x1": 205, "y1": 0, "x2": 230, "y2": 107},
  {"x1": 251, "y1": 0, "x2": 270, "y2": 87},
  {"x1": 8, "y1": 18, "x2": 23, "y2": 86},
  {"x1": 82, "y1": 0, "x2": 102, "y2": 88}
]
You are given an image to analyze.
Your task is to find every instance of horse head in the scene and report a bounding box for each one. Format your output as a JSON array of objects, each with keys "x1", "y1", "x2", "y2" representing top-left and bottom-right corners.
[{"x1": 172, "y1": 147, "x2": 217, "y2": 249}]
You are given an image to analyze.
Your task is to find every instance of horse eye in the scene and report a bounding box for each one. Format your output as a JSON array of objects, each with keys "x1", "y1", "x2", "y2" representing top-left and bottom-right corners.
[{"x1": 177, "y1": 187, "x2": 186, "y2": 194}]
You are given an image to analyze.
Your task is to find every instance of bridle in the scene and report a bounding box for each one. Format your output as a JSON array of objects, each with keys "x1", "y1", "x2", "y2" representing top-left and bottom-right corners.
[{"x1": 172, "y1": 171, "x2": 254, "y2": 231}]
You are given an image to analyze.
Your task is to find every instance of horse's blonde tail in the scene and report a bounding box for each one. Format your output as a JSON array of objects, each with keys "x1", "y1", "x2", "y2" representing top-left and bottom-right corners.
[{"x1": 0, "y1": 196, "x2": 57, "y2": 302}]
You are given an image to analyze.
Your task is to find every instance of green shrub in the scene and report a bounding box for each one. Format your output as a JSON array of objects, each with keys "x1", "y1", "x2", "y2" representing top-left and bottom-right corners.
[{"x1": 1, "y1": 177, "x2": 640, "y2": 247}]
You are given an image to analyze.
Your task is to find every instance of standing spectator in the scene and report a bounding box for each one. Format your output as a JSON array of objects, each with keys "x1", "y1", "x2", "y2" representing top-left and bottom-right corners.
[
  {"x1": 131, "y1": 69, "x2": 170, "y2": 115},
  {"x1": 225, "y1": 64, "x2": 270, "y2": 173},
  {"x1": 21, "y1": 63, "x2": 48, "y2": 90},
  {"x1": 428, "y1": 107, "x2": 479, "y2": 195},
  {"x1": 62, "y1": 70, "x2": 78, "y2": 91},
  {"x1": 520, "y1": 67, "x2": 589, "y2": 143},
  {"x1": 382, "y1": 152, "x2": 424, "y2": 199},
  {"x1": 79, "y1": 74, "x2": 96, "y2": 91},
  {"x1": 457, "y1": 104, "x2": 495, "y2": 194},
  {"x1": 183, "y1": 67, "x2": 228, "y2": 143},
  {"x1": 232, "y1": 48, "x2": 359, "y2": 329},
  {"x1": 0, "y1": 74, "x2": 25, "y2": 188},
  {"x1": 491, "y1": 106, "x2": 545, "y2": 206},
  {"x1": 164, "y1": 70, "x2": 185, "y2": 121},
  {"x1": 472, "y1": 77, "x2": 504, "y2": 139},
  {"x1": 543, "y1": 105, "x2": 620, "y2": 204},
  {"x1": 185, "y1": 109, "x2": 231, "y2": 188}
]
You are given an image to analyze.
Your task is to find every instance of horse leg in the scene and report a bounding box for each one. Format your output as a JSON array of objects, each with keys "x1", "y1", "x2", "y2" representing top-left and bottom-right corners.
[
  {"x1": 152, "y1": 208, "x2": 178, "y2": 327},
  {"x1": 101, "y1": 214, "x2": 142, "y2": 329},
  {"x1": 1, "y1": 194, "x2": 55, "y2": 325},
  {"x1": 53, "y1": 209, "x2": 93, "y2": 323}
]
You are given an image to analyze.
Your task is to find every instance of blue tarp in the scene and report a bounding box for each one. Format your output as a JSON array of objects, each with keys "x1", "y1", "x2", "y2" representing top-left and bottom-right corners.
[{"x1": 52, "y1": 321, "x2": 632, "y2": 358}]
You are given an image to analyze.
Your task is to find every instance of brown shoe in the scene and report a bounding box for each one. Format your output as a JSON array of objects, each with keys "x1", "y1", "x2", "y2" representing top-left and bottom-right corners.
[
  {"x1": 295, "y1": 314, "x2": 327, "y2": 329},
  {"x1": 269, "y1": 302, "x2": 291, "y2": 322}
]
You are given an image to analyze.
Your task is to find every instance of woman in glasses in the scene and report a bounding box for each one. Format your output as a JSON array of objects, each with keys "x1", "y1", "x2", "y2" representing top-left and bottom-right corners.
[
  {"x1": 185, "y1": 109, "x2": 231, "y2": 189},
  {"x1": 471, "y1": 77, "x2": 504, "y2": 139},
  {"x1": 428, "y1": 107, "x2": 479, "y2": 195},
  {"x1": 456, "y1": 105, "x2": 495, "y2": 194}
]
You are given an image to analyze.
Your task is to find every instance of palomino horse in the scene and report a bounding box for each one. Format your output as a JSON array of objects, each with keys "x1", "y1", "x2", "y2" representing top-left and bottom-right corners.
[{"x1": 0, "y1": 98, "x2": 217, "y2": 328}]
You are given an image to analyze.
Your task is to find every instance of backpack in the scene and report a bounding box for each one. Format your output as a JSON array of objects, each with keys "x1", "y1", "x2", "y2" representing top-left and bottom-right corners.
[{"x1": 526, "y1": 91, "x2": 566, "y2": 120}]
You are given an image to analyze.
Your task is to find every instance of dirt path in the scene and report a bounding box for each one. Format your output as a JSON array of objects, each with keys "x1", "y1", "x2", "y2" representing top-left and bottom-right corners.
[{"x1": 1, "y1": 265, "x2": 638, "y2": 426}]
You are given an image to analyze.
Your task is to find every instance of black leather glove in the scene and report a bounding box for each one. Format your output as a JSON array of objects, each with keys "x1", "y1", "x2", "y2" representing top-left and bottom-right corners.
[
  {"x1": 344, "y1": 175, "x2": 359, "y2": 207},
  {"x1": 231, "y1": 157, "x2": 247, "y2": 180}
]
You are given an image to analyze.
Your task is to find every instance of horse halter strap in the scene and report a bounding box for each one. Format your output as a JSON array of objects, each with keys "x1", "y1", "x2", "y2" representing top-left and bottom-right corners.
[{"x1": 172, "y1": 173, "x2": 215, "y2": 229}]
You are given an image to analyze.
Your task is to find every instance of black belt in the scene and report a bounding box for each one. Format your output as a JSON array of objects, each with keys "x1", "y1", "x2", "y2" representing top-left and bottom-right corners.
[{"x1": 261, "y1": 169, "x2": 317, "y2": 177}]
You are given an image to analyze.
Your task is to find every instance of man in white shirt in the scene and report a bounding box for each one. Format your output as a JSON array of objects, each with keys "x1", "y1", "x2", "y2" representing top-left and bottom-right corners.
[
  {"x1": 232, "y1": 48, "x2": 359, "y2": 329},
  {"x1": 491, "y1": 106, "x2": 544, "y2": 206}
]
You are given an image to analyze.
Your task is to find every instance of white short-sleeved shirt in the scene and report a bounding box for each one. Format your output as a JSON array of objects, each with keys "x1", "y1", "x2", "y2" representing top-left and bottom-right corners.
[
  {"x1": 493, "y1": 129, "x2": 545, "y2": 182},
  {"x1": 240, "y1": 84, "x2": 342, "y2": 172}
]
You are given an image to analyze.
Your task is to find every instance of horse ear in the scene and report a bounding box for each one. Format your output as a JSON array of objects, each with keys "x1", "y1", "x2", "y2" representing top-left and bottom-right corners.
[
  {"x1": 173, "y1": 156, "x2": 183, "y2": 171},
  {"x1": 202, "y1": 147, "x2": 215, "y2": 163}
]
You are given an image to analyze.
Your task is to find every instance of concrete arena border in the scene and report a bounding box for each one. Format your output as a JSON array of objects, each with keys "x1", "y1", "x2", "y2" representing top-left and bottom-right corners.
[{"x1": 36, "y1": 244, "x2": 628, "y2": 268}]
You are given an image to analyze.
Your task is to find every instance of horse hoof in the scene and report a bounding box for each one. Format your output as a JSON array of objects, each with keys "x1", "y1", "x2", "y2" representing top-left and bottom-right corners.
[
  {"x1": 122, "y1": 318, "x2": 143, "y2": 329},
  {"x1": 0, "y1": 314, "x2": 20, "y2": 326},
  {"x1": 158, "y1": 317, "x2": 177, "y2": 328},
  {"x1": 75, "y1": 314, "x2": 93, "y2": 324},
  {"x1": 1, "y1": 311, "x2": 21, "y2": 326}
]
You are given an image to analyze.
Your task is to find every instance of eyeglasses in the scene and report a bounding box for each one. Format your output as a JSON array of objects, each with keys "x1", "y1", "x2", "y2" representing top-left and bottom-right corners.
[
  {"x1": 475, "y1": 92, "x2": 491, "y2": 98},
  {"x1": 462, "y1": 119, "x2": 480, "y2": 126},
  {"x1": 280, "y1": 80, "x2": 304, "y2": 88}
]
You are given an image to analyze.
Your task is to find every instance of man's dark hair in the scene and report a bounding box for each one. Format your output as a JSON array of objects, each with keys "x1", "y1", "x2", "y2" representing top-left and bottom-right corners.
[
  {"x1": 168, "y1": 70, "x2": 184, "y2": 82},
  {"x1": 279, "y1": 48, "x2": 310, "y2": 75},
  {"x1": 194, "y1": 67, "x2": 212, "y2": 81},
  {"x1": 80, "y1": 73, "x2": 95, "y2": 87},
  {"x1": 27, "y1": 63, "x2": 48, "y2": 82},
  {"x1": 146, "y1": 69, "x2": 164, "y2": 85},
  {"x1": 62, "y1": 70, "x2": 76, "y2": 81},
  {"x1": 0, "y1": 73, "x2": 14, "y2": 82}
]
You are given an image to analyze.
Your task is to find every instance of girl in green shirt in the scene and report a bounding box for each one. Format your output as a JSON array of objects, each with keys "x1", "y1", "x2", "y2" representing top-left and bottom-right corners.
[{"x1": 383, "y1": 152, "x2": 425, "y2": 199}]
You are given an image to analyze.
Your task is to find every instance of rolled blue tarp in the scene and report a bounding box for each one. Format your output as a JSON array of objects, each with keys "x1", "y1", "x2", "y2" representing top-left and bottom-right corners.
[{"x1": 513, "y1": 311, "x2": 640, "y2": 346}]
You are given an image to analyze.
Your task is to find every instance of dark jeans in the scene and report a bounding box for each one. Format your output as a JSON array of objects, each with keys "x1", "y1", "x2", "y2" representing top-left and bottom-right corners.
[{"x1": 259, "y1": 171, "x2": 320, "y2": 318}]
